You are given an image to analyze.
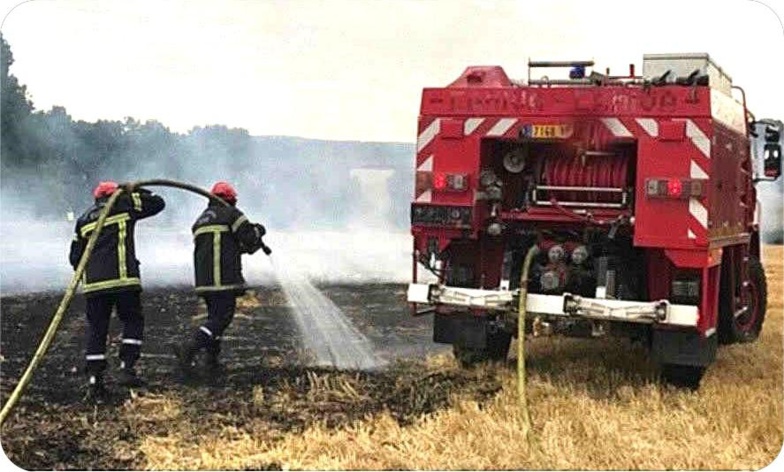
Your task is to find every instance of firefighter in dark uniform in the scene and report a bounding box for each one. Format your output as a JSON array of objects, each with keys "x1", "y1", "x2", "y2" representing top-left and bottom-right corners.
[
  {"x1": 176, "y1": 181, "x2": 270, "y2": 379},
  {"x1": 69, "y1": 181, "x2": 165, "y2": 397}
]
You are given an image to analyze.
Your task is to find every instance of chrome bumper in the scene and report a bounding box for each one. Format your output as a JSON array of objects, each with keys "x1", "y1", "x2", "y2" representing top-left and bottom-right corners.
[{"x1": 407, "y1": 283, "x2": 699, "y2": 327}]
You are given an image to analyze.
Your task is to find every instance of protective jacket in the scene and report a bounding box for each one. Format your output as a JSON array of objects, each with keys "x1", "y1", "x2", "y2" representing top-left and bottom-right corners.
[
  {"x1": 192, "y1": 201, "x2": 266, "y2": 294},
  {"x1": 69, "y1": 189, "x2": 165, "y2": 296}
]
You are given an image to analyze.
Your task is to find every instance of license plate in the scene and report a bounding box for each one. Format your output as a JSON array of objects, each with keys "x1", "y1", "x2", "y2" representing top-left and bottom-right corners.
[{"x1": 530, "y1": 124, "x2": 574, "y2": 139}]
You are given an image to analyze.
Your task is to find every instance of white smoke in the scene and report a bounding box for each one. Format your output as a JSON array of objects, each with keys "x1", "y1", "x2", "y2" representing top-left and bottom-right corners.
[
  {"x1": 0, "y1": 171, "x2": 413, "y2": 295},
  {"x1": 347, "y1": 168, "x2": 394, "y2": 230},
  {"x1": 757, "y1": 181, "x2": 783, "y2": 243}
]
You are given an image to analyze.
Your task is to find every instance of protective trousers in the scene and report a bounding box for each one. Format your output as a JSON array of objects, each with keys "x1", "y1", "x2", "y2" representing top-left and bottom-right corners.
[
  {"x1": 85, "y1": 291, "x2": 144, "y2": 376},
  {"x1": 193, "y1": 292, "x2": 237, "y2": 358}
]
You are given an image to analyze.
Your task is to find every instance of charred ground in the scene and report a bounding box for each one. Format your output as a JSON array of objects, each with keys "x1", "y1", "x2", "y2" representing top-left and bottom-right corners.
[
  {"x1": 0, "y1": 284, "x2": 496, "y2": 470},
  {"x1": 1, "y1": 247, "x2": 782, "y2": 470}
]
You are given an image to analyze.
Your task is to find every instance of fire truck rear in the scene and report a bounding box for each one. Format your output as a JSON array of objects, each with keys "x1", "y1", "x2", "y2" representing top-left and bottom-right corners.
[{"x1": 407, "y1": 53, "x2": 783, "y2": 388}]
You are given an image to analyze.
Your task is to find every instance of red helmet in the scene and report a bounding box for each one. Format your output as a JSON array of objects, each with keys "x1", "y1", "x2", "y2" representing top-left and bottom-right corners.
[
  {"x1": 93, "y1": 181, "x2": 119, "y2": 199},
  {"x1": 211, "y1": 181, "x2": 238, "y2": 203}
]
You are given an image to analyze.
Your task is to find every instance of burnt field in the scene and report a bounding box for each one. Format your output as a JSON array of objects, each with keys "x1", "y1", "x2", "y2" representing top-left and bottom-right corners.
[
  {"x1": 1, "y1": 247, "x2": 782, "y2": 470},
  {"x1": 0, "y1": 283, "x2": 494, "y2": 469}
]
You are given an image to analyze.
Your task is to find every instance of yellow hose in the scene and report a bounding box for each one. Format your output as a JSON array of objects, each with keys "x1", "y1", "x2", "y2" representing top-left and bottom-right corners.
[
  {"x1": 0, "y1": 179, "x2": 231, "y2": 426},
  {"x1": 517, "y1": 245, "x2": 538, "y2": 444},
  {"x1": 0, "y1": 188, "x2": 124, "y2": 425}
]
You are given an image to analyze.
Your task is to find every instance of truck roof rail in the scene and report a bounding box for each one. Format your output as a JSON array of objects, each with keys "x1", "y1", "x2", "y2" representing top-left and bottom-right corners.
[
  {"x1": 528, "y1": 60, "x2": 595, "y2": 68},
  {"x1": 527, "y1": 59, "x2": 595, "y2": 84}
]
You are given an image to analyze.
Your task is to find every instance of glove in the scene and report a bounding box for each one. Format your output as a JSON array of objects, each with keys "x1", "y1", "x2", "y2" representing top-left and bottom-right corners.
[{"x1": 120, "y1": 182, "x2": 137, "y2": 193}]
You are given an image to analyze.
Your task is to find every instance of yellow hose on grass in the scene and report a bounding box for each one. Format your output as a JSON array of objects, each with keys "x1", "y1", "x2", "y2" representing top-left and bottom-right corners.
[
  {"x1": 517, "y1": 245, "x2": 538, "y2": 445},
  {"x1": 0, "y1": 180, "x2": 231, "y2": 426}
]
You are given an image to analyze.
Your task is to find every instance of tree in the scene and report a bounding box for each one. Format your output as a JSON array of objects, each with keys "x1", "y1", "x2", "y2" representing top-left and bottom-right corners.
[{"x1": 1, "y1": 32, "x2": 35, "y2": 169}]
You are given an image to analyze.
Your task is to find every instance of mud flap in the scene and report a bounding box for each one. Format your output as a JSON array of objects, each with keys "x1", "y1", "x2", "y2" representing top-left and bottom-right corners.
[
  {"x1": 651, "y1": 329, "x2": 717, "y2": 367},
  {"x1": 433, "y1": 313, "x2": 487, "y2": 349}
]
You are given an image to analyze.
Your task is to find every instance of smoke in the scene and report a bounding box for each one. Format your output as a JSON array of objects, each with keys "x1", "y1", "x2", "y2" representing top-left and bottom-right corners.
[
  {"x1": 0, "y1": 196, "x2": 75, "y2": 294},
  {"x1": 3, "y1": 121, "x2": 781, "y2": 296},
  {"x1": 757, "y1": 180, "x2": 784, "y2": 244},
  {"x1": 0, "y1": 137, "x2": 415, "y2": 295}
]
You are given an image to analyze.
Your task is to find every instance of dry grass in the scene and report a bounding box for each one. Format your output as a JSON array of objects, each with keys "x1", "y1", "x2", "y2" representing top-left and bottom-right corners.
[
  {"x1": 236, "y1": 290, "x2": 263, "y2": 309},
  {"x1": 193, "y1": 290, "x2": 285, "y2": 322},
  {"x1": 136, "y1": 246, "x2": 783, "y2": 470}
]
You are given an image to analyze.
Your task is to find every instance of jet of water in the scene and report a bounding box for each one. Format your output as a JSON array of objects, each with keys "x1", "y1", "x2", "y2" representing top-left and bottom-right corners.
[{"x1": 268, "y1": 253, "x2": 385, "y2": 371}]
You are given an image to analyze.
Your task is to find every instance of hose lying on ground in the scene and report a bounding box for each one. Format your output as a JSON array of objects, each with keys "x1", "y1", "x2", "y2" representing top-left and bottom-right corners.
[
  {"x1": 0, "y1": 179, "x2": 237, "y2": 426},
  {"x1": 517, "y1": 245, "x2": 538, "y2": 445}
]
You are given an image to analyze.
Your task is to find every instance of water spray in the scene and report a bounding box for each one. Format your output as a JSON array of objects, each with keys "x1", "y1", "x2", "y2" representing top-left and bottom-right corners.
[{"x1": 271, "y1": 248, "x2": 384, "y2": 371}]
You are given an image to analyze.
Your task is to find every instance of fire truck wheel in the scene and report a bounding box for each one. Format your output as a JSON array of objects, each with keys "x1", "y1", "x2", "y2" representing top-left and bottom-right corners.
[
  {"x1": 452, "y1": 331, "x2": 512, "y2": 367},
  {"x1": 660, "y1": 364, "x2": 705, "y2": 390},
  {"x1": 718, "y1": 257, "x2": 767, "y2": 344}
]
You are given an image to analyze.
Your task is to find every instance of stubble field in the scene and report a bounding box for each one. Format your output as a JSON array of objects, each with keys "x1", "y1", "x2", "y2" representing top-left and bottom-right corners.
[{"x1": 1, "y1": 247, "x2": 782, "y2": 470}]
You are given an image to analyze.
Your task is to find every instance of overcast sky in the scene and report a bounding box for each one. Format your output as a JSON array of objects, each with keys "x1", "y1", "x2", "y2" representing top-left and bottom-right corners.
[{"x1": 1, "y1": 0, "x2": 782, "y2": 142}]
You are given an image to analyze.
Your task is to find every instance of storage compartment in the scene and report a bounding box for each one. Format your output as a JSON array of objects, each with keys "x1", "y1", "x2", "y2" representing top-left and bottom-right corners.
[{"x1": 643, "y1": 53, "x2": 732, "y2": 95}]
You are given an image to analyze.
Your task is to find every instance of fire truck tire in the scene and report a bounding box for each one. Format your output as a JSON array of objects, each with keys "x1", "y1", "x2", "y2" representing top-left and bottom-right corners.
[
  {"x1": 660, "y1": 364, "x2": 705, "y2": 390},
  {"x1": 718, "y1": 257, "x2": 767, "y2": 344},
  {"x1": 452, "y1": 331, "x2": 512, "y2": 367}
]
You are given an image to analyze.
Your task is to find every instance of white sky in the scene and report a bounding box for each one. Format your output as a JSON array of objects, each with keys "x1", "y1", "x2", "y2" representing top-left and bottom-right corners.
[{"x1": 1, "y1": 0, "x2": 783, "y2": 142}]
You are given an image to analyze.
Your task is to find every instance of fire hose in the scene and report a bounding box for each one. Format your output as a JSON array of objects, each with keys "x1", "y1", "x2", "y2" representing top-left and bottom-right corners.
[
  {"x1": 0, "y1": 179, "x2": 268, "y2": 426},
  {"x1": 517, "y1": 245, "x2": 538, "y2": 445}
]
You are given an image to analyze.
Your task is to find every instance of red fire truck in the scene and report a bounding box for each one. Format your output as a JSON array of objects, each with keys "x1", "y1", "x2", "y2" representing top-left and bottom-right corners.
[{"x1": 407, "y1": 53, "x2": 782, "y2": 388}]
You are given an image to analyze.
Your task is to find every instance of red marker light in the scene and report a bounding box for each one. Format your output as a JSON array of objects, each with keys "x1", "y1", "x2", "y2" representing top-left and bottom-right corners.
[
  {"x1": 667, "y1": 179, "x2": 682, "y2": 197},
  {"x1": 433, "y1": 173, "x2": 447, "y2": 190}
]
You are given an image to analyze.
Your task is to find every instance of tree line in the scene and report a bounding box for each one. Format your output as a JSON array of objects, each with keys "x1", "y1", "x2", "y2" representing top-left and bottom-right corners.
[
  {"x1": 1, "y1": 34, "x2": 414, "y2": 232},
  {"x1": 1, "y1": 34, "x2": 264, "y2": 218}
]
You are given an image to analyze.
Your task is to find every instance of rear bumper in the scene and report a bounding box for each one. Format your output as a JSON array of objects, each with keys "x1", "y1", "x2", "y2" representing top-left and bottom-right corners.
[{"x1": 407, "y1": 283, "x2": 699, "y2": 327}]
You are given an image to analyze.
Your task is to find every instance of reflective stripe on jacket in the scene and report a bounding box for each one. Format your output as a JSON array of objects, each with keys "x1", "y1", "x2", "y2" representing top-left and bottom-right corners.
[
  {"x1": 192, "y1": 202, "x2": 265, "y2": 293},
  {"x1": 69, "y1": 189, "x2": 165, "y2": 295}
]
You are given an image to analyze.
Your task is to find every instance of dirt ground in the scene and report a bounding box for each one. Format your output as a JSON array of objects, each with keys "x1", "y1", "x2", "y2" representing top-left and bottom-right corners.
[
  {"x1": 0, "y1": 283, "x2": 493, "y2": 469},
  {"x1": 1, "y1": 249, "x2": 782, "y2": 470}
]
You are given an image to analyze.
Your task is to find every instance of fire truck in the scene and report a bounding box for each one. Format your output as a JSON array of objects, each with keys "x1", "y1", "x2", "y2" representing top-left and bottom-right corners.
[{"x1": 406, "y1": 53, "x2": 783, "y2": 388}]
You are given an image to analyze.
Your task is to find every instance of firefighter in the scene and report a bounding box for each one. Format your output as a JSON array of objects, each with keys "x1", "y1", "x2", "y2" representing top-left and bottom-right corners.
[
  {"x1": 176, "y1": 181, "x2": 270, "y2": 380},
  {"x1": 69, "y1": 181, "x2": 165, "y2": 399}
]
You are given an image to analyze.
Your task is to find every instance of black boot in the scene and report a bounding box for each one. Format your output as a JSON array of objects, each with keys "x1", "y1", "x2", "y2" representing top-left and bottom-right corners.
[
  {"x1": 174, "y1": 340, "x2": 199, "y2": 381},
  {"x1": 205, "y1": 351, "x2": 219, "y2": 371},
  {"x1": 85, "y1": 374, "x2": 109, "y2": 403},
  {"x1": 203, "y1": 351, "x2": 226, "y2": 384},
  {"x1": 117, "y1": 362, "x2": 146, "y2": 388}
]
